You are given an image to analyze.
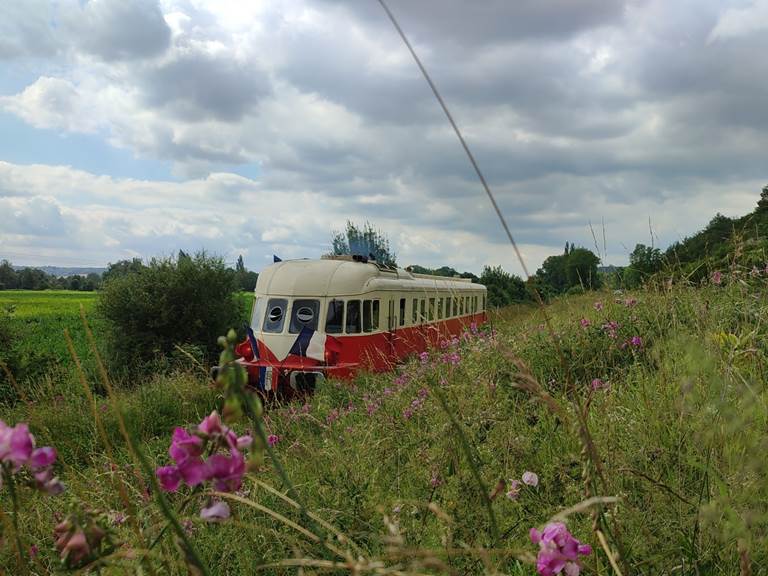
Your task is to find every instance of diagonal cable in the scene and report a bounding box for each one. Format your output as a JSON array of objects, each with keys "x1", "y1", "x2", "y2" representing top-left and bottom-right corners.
[{"x1": 376, "y1": 0, "x2": 532, "y2": 280}]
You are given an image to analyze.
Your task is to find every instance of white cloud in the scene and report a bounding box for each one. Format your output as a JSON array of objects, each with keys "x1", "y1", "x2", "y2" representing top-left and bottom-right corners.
[{"x1": 709, "y1": 0, "x2": 768, "y2": 42}]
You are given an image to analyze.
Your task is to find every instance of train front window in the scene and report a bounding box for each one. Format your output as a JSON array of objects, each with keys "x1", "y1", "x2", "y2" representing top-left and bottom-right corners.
[
  {"x1": 325, "y1": 300, "x2": 344, "y2": 334},
  {"x1": 251, "y1": 297, "x2": 266, "y2": 329},
  {"x1": 263, "y1": 298, "x2": 288, "y2": 333},
  {"x1": 346, "y1": 300, "x2": 362, "y2": 333},
  {"x1": 289, "y1": 299, "x2": 320, "y2": 334}
]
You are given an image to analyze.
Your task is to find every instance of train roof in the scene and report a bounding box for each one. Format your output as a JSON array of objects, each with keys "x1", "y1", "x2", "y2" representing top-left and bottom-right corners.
[{"x1": 256, "y1": 258, "x2": 486, "y2": 297}]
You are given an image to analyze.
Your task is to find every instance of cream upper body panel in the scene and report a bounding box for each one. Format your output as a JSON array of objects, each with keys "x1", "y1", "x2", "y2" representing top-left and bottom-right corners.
[{"x1": 255, "y1": 259, "x2": 485, "y2": 298}]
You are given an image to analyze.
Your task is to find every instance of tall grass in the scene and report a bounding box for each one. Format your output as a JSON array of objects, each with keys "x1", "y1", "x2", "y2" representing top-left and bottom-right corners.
[{"x1": 1, "y1": 276, "x2": 768, "y2": 573}]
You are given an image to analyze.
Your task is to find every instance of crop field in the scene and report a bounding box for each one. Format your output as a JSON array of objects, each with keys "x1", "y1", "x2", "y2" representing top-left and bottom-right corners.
[{"x1": 2, "y1": 278, "x2": 767, "y2": 574}]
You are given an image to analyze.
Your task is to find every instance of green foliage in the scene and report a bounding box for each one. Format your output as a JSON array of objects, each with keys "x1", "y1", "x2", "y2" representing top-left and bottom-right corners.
[
  {"x1": 234, "y1": 254, "x2": 258, "y2": 292},
  {"x1": 330, "y1": 220, "x2": 396, "y2": 267},
  {"x1": 479, "y1": 265, "x2": 529, "y2": 307},
  {"x1": 536, "y1": 245, "x2": 601, "y2": 294},
  {"x1": 98, "y1": 251, "x2": 240, "y2": 367}
]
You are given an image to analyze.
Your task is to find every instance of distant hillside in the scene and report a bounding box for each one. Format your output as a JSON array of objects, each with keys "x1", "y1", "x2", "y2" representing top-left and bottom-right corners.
[
  {"x1": 664, "y1": 185, "x2": 768, "y2": 278},
  {"x1": 11, "y1": 265, "x2": 106, "y2": 278}
]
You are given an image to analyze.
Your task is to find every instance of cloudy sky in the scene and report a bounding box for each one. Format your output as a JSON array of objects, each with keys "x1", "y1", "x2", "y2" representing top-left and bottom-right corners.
[{"x1": 1, "y1": 0, "x2": 766, "y2": 275}]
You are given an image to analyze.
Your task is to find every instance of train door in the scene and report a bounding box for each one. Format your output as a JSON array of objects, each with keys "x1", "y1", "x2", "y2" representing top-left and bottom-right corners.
[{"x1": 387, "y1": 298, "x2": 396, "y2": 355}]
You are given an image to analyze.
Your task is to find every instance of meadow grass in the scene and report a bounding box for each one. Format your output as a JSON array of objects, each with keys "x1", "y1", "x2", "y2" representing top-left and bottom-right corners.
[{"x1": 1, "y1": 281, "x2": 767, "y2": 574}]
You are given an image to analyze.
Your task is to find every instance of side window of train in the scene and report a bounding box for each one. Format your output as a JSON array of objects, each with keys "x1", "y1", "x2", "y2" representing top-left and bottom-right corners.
[
  {"x1": 437, "y1": 297, "x2": 443, "y2": 320},
  {"x1": 446, "y1": 297, "x2": 452, "y2": 317},
  {"x1": 420, "y1": 299, "x2": 426, "y2": 323},
  {"x1": 428, "y1": 298, "x2": 435, "y2": 321},
  {"x1": 346, "y1": 300, "x2": 362, "y2": 334},
  {"x1": 459, "y1": 296, "x2": 464, "y2": 315},
  {"x1": 412, "y1": 298, "x2": 418, "y2": 324},
  {"x1": 399, "y1": 298, "x2": 406, "y2": 326},
  {"x1": 289, "y1": 299, "x2": 320, "y2": 334},
  {"x1": 325, "y1": 300, "x2": 344, "y2": 334},
  {"x1": 482, "y1": 295, "x2": 486, "y2": 311},
  {"x1": 263, "y1": 298, "x2": 288, "y2": 333},
  {"x1": 363, "y1": 299, "x2": 380, "y2": 332}
]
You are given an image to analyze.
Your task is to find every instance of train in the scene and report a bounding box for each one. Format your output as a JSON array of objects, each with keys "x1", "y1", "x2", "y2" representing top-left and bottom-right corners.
[{"x1": 234, "y1": 255, "x2": 487, "y2": 394}]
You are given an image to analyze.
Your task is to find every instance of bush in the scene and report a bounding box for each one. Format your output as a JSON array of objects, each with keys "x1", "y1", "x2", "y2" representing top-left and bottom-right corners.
[{"x1": 98, "y1": 252, "x2": 240, "y2": 369}]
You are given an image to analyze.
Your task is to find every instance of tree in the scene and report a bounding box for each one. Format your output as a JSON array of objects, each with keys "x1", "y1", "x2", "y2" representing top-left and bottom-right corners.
[
  {"x1": 757, "y1": 184, "x2": 768, "y2": 212},
  {"x1": 538, "y1": 254, "x2": 569, "y2": 293},
  {"x1": 331, "y1": 221, "x2": 396, "y2": 267},
  {"x1": 0, "y1": 260, "x2": 18, "y2": 290},
  {"x1": 98, "y1": 251, "x2": 240, "y2": 366},
  {"x1": 565, "y1": 248, "x2": 601, "y2": 290},
  {"x1": 234, "y1": 255, "x2": 258, "y2": 291},
  {"x1": 102, "y1": 258, "x2": 146, "y2": 284},
  {"x1": 479, "y1": 265, "x2": 529, "y2": 307}
]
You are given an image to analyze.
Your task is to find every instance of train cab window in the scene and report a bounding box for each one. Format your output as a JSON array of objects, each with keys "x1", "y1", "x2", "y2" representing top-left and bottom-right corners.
[
  {"x1": 399, "y1": 298, "x2": 406, "y2": 327},
  {"x1": 251, "y1": 297, "x2": 266, "y2": 329},
  {"x1": 263, "y1": 298, "x2": 288, "y2": 333},
  {"x1": 412, "y1": 298, "x2": 418, "y2": 324},
  {"x1": 289, "y1": 299, "x2": 320, "y2": 334},
  {"x1": 428, "y1": 298, "x2": 435, "y2": 321},
  {"x1": 325, "y1": 300, "x2": 344, "y2": 334},
  {"x1": 363, "y1": 299, "x2": 380, "y2": 332},
  {"x1": 346, "y1": 300, "x2": 362, "y2": 334},
  {"x1": 437, "y1": 298, "x2": 443, "y2": 320}
]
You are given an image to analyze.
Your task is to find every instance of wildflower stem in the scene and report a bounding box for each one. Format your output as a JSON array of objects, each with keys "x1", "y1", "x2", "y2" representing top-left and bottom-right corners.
[
  {"x1": 5, "y1": 468, "x2": 29, "y2": 575},
  {"x1": 239, "y1": 390, "x2": 325, "y2": 541},
  {"x1": 428, "y1": 381, "x2": 500, "y2": 545},
  {"x1": 131, "y1": 440, "x2": 211, "y2": 576}
]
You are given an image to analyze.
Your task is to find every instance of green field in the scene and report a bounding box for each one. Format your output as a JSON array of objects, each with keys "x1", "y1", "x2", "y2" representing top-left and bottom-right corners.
[{"x1": 1, "y1": 283, "x2": 768, "y2": 574}]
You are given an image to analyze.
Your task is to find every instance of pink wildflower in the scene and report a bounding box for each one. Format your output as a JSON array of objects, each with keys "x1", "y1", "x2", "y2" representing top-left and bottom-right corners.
[
  {"x1": 624, "y1": 298, "x2": 637, "y2": 307},
  {"x1": 505, "y1": 479, "x2": 522, "y2": 500},
  {"x1": 530, "y1": 522, "x2": 592, "y2": 576},
  {"x1": 197, "y1": 411, "x2": 224, "y2": 436},
  {"x1": 593, "y1": 301, "x2": 604, "y2": 311},
  {"x1": 712, "y1": 270, "x2": 722, "y2": 285},
  {"x1": 630, "y1": 336, "x2": 643, "y2": 348},
  {"x1": 0, "y1": 420, "x2": 62, "y2": 494},
  {"x1": 522, "y1": 471, "x2": 539, "y2": 487},
  {"x1": 207, "y1": 451, "x2": 245, "y2": 492},
  {"x1": 419, "y1": 351, "x2": 429, "y2": 364},
  {"x1": 267, "y1": 434, "x2": 280, "y2": 447},
  {"x1": 591, "y1": 378, "x2": 608, "y2": 391},
  {"x1": 200, "y1": 501, "x2": 231, "y2": 522},
  {"x1": 579, "y1": 318, "x2": 590, "y2": 329},
  {"x1": 156, "y1": 465, "x2": 182, "y2": 492},
  {"x1": 168, "y1": 428, "x2": 203, "y2": 464}
]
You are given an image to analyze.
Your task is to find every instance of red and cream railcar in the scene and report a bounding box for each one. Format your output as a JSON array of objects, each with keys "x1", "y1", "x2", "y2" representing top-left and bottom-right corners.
[{"x1": 234, "y1": 256, "x2": 487, "y2": 393}]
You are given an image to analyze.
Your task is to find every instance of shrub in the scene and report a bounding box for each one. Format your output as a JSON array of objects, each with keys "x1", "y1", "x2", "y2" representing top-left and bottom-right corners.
[{"x1": 98, "y1": 252, "x2": 240, "y2": 369}]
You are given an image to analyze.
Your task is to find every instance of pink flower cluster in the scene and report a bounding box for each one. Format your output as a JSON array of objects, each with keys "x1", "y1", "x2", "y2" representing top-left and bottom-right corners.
[
  {"x1": 601, "y1": 321, "x2": 620, "y2": 339},
  {"x1": 155, "y1": 411, "x2": 253, "y2": 520},
  {"x1": 530, "y1": 522, "x2": 592, "y2": 575},
  {"x1": 403, "y1": 388, "x2": 429, "y2": 420},
  {"x1": 506, "y1": 470, "x2": 538, "y2": 500},
  {"x1": 0, "y1": 420, "x2": 63, "y2": 495}
]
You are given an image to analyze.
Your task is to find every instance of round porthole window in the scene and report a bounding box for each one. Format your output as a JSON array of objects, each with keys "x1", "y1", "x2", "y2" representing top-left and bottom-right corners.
[
  {"x1": 296, "y1": 307, "x2": 314, "y2": 323},
  {"x1": 268, "y1": 307, "x2": 283, "y2": 322}
]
